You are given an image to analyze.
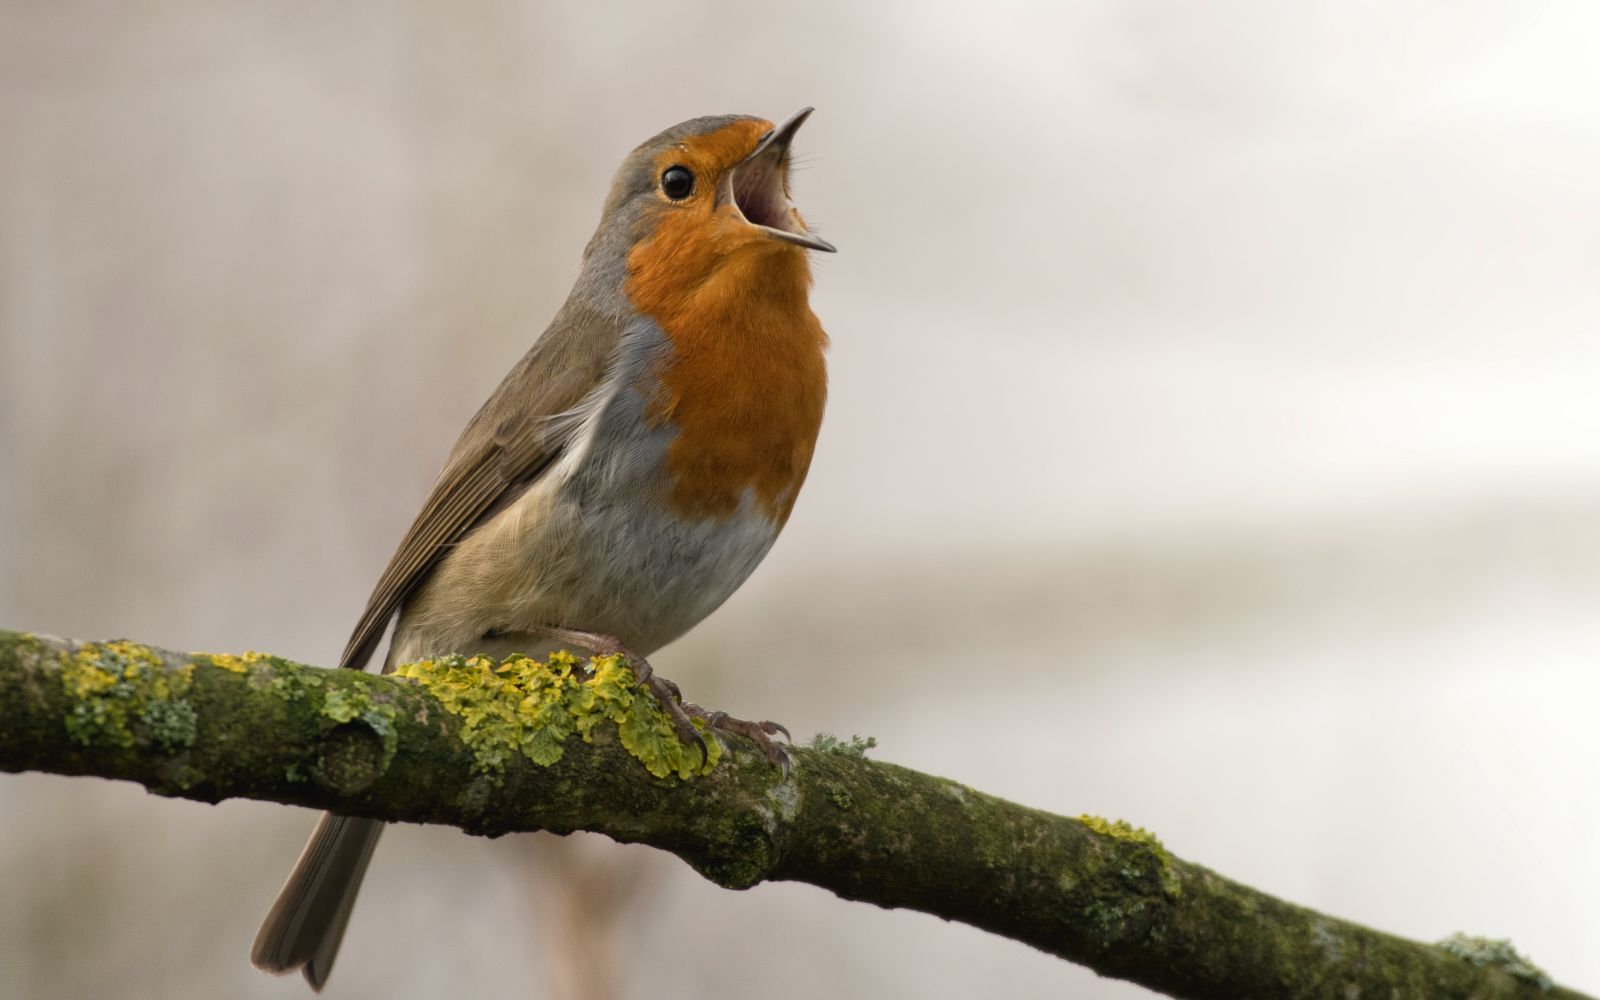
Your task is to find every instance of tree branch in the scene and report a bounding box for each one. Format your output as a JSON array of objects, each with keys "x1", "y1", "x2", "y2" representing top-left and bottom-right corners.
[{"x1": 0, "y1": 628, "x2": 1579, "y2": 1000}]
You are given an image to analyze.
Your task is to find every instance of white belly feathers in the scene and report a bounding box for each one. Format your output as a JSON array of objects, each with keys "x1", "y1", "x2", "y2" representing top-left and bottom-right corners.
[{"x1": 387, "y1": 373, "x2": 783, "y2": 668}]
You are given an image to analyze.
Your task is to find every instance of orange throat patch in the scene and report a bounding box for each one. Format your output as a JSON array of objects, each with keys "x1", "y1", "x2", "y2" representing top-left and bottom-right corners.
[{"x1": 625, "y1": 212, "x2": 828, "y2": 527}]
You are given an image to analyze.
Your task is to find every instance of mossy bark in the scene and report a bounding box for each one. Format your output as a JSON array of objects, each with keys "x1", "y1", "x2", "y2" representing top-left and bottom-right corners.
[{"x1": 0, "y1": 628, "x2": 1583, "y2": 1000}]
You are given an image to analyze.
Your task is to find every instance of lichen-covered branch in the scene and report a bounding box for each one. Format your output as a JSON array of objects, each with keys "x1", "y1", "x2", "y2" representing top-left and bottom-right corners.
[{"x1": 0, "y1": 628, "x2": 1582, "y2": 1000}]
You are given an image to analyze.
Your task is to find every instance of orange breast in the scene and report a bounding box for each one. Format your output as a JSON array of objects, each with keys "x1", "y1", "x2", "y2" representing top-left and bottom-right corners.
[{"x1": 625, "y1": 212, "x2": 828, "y2": 526}]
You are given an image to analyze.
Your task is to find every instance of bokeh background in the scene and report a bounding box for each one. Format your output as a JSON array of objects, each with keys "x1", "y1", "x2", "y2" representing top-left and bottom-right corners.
[{"x1": 4, "y1": 1, "x2": 1599, "y2": 997}]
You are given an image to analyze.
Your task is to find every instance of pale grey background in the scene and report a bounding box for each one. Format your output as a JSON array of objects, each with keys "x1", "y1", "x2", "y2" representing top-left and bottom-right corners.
[{"x1": 3, "y1": 1, "x2": 1599, "y2": 998}]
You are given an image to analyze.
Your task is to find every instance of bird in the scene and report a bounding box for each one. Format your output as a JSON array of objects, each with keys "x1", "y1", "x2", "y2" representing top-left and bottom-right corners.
[{"x1": 251, "y1": 108, "x2": 834, "y2": 990}]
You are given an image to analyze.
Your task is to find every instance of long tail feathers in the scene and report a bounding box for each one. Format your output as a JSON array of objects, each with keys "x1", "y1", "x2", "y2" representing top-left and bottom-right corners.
[{"x1": 251, "y1": 813, "x2": 385, "y2": 991}]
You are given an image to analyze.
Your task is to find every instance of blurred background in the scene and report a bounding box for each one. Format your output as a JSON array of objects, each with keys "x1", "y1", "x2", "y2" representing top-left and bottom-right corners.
[{"x1": 3, "y1": 1, "x2": 1599, "y2": 997}]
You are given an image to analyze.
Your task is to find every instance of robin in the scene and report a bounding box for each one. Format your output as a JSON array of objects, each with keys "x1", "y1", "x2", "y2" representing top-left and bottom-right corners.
[{"x1": 251, "y1": 109, "x2": 834, "y2": 989}]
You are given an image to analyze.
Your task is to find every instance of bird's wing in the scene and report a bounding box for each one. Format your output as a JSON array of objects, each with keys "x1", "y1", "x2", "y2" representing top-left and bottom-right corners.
[{"x1": 339, "y1": 302, "x2": 623, "y2": 672}]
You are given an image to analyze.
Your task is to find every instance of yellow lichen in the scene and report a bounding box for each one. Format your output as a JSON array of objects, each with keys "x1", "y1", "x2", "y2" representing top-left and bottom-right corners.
[
  {"x1": 393, "y1": 650, "x2": 719, "y2": 780},
  {"x1": 196, "y1": 650, "x2": 269, "y2": 674},
  {"x1": 1079, "y1": 815, "x2": 1161, "y2": 846},
  {"x1": 59, "y1": 641, "x2": 198, "y2": 751},
  {"x1": 1078, "y1": 814, "x2": 1181, "y2": 898}
]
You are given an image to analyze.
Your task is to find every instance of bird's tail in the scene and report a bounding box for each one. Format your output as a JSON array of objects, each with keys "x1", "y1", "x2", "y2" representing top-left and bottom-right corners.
[{"x1": 251, "y1": 813, "x2": 385, "y2": 991}]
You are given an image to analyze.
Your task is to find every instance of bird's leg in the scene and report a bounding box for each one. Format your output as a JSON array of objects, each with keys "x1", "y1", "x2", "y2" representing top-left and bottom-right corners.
[{"x1": 518, "y1": 625, "x2": 702, "y2": 763}]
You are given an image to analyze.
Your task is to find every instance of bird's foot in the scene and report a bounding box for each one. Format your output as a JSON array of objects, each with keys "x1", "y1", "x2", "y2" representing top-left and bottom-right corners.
[
  {"x1": 520, "y1": 625, "x2": 790, "y2": 773},
  {"x1": 600, "y1": 648, "x2": 707, "y2": 767},
  {"x1": 686, "y1": 707, "x2": 792, "y2": 775},
  {"x1": 624, "y1": 656, "x2": 680, "y2": 702},
  {"x1": 631, "y1": 662, "x2": 708, "y2": 765},
  {"x1": 520, "y1": 625, "x2": 706, "y2": 766}
]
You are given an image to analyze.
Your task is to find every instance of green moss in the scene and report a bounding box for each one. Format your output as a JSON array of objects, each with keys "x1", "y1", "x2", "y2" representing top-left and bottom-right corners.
[
  {"x1": 1078, "y1": 814, "x2": 1181, "y2": 898},
  {"x1": 393, "y1": 651, "x2": 720, "y2": 781},
  {"x1": 317, "y1": 680, "x2": 398, "y2": 773},
  {"x1": 143, "y1": 699, "x2": 199, "y2": 751},
  {"x1": 806, "y1": 732, "x2": 877, "y2": 758},
  {"x1": 825, "y1": 784, "x2": 854, "y2": 810},
  {"x1": 1436, "y1": 933, "x2": 1553, "y2": 991},
  {"x1": 59, "y1": 640, "x2": 197, "y2": 751},
  {"x1": 322, "y1": 685, "x2": 369, "y2": 723},
  {"x1": 1085, "y1": 897, "x2": 1150, "y2": 936},
  {"x1": 681, "y1": 808, "x2": 777, "y2": 890},
  {"x1": 266, "y1": 662, "x2": 325, "y2": 702}
]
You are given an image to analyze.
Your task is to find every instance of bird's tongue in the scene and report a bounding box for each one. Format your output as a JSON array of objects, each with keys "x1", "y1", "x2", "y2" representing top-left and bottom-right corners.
[{"x1": 731, "y1": 153, "x2": 789, "y2": 231}]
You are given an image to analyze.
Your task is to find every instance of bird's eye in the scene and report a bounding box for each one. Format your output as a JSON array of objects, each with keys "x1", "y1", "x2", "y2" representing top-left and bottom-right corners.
[{"x1": 660, "y1": 165, "x2": 694, "y2": 200}]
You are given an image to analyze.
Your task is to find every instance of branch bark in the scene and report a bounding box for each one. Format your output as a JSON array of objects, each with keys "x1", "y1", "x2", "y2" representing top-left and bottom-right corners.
[{"x1": 0, "y1": 627, "x2": 1580, "y2": 1000}]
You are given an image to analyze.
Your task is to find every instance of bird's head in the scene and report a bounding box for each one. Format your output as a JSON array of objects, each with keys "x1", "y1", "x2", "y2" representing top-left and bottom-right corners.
[{"x1": 580, "y1": 110, "x2": 833, "y2": 310}]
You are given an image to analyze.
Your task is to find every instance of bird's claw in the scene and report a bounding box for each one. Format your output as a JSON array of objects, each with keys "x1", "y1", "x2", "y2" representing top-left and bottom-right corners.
[
  {"x1": 690, "y1": 708, "x2": 792, "y2": 775},
  {"x1": 603, "y1": 647, "x2": 785, "y2": 774}
]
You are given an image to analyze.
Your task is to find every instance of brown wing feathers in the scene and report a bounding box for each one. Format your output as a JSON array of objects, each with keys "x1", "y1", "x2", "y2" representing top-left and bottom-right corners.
[
  {"x1": 337, "y1": 305, "x2": 620, "y2": 673},
  {"x1": 339, "y1": 460, "x2": 514, "y2": 671}
]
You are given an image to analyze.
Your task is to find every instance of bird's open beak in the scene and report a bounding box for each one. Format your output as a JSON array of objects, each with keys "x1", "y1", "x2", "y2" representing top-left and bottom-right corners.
[{"x1": 725, "y1": 107, "x2": 836, "y2": 253}]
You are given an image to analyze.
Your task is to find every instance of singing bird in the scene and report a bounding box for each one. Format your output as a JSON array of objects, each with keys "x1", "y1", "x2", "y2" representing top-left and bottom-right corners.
[{"x1": 252, "y1": 109, "x2": 834, "y2": 989}]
